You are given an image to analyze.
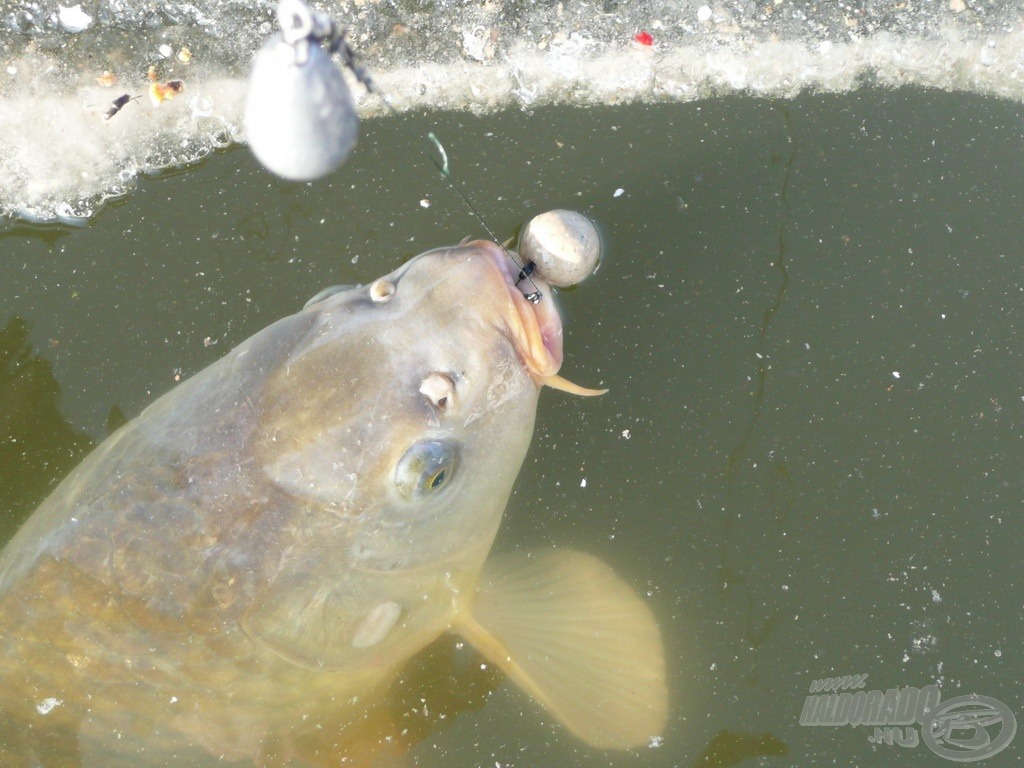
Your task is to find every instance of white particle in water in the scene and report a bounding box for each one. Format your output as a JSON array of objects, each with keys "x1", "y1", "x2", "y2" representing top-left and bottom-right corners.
[
  {"x1": 892, "y1": 371, "x2": 901, "y2": 379},
  {"x1": 36, "y1": 697, "x2": 62, "y2": 715},
  {"x1": 580, "y1": 477, "x2": 587, "y2": 488},
  {"x1": 995, "y1": 649, "x2": 1002, "y2": 658},
  {"x1": 931, "y1": 588, "x2": 942, "y2": 603},
  {"x1": 649, "y1": 735, "x2": 664, "y2": 748},
  {"x1": 613, "y1": 187, "x2": 624, "y2": 198},
  {"x1": 697, "y1": 5, "x2": 712, "y2": 22}
]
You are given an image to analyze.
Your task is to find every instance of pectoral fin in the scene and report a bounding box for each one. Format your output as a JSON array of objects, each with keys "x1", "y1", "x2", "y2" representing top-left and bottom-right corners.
[{"x1": 451, "y1": 549, "x2": 667, "y2": 749}]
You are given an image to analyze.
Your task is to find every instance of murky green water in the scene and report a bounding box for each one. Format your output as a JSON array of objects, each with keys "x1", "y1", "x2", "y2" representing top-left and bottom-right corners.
[{"x1": 2, "y1": 87, "x2": 1022, "y2": 766}]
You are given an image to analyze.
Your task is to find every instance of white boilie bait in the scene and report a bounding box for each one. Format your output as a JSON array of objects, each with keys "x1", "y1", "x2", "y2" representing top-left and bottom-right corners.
[{"x1": 519, "y1": 210, "x2": 602, "y2": 288}]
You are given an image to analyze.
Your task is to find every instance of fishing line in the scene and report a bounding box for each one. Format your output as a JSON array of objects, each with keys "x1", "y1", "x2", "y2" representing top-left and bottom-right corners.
[
  {"x1": 254, "y1": 6, "x2": 543, "y2": 301},
  {"x1": 334, "y1": 34, "x2": 543, "y2": 302}
]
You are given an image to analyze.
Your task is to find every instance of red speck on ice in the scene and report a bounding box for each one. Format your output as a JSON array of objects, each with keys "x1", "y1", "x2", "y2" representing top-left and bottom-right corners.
[{"x1": 634, "y1": 31, "x2": 654, "y2": 46}]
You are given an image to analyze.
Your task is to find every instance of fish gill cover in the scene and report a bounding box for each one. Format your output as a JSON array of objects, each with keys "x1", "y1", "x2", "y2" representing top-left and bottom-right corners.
[{"x1": 1, "y1": 0, "x2": 1023, "y2": 225}]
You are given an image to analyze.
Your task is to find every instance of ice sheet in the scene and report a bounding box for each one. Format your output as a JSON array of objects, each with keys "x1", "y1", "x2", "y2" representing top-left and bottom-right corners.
[{"x1": 3, "y1": 0, "x2": 1024, "y2": 224}]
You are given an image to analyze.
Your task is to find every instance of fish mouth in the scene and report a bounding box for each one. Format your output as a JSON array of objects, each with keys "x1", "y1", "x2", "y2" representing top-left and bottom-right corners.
[{"x1": 465, "y1": 239, "x2": 564, "y2": 382}]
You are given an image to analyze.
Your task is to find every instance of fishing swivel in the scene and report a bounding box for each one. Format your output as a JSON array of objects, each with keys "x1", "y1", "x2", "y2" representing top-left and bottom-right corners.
[
  {"x1": 278, "y1": 0, "x2": 336, "y2": 61},
  {"x1": 515, "y1": 262, "x2": 542, "y2": 304},
  {"x1": 275, "y1": 0, "x2": 373, "y2": 85}
]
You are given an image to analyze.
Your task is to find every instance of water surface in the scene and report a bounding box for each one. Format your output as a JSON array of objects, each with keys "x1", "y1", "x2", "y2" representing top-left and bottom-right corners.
[{"x1": 2, "y1": 87, "x2": 1022, "y2": 766}]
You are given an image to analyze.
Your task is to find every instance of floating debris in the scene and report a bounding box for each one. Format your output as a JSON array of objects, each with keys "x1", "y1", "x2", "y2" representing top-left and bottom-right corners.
[
  {"x1": 35, "y1": 697, "x2": 63, "y2": 716},
  {"x1": 149, "y1": 80, "x2": 185, "y2": 105},
  {"x1": 57, "y1": 5, "x2": 92, "y2": 33},
  {"x1": 104, "y1": 94, "x2": 140, "y2": 121}
]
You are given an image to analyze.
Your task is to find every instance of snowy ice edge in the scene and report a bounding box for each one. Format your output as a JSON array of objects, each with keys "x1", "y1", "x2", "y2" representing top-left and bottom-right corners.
[
  {"x1": 3, "y1": 27, "x2": 1024, "y2": 225},
  {"x1": 372, "y1": 29, "x2": 1024, "y2": 110}
]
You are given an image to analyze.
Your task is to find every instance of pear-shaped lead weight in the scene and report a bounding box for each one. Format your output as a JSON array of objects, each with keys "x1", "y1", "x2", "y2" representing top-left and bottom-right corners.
[{"x1": 244, "y1": 33, "x2": 358, "y2": 181}]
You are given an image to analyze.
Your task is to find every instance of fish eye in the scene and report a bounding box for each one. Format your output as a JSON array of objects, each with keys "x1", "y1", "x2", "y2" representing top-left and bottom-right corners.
[{"x1": 395, "y1": 440, "x2": 459, "y2": 500}]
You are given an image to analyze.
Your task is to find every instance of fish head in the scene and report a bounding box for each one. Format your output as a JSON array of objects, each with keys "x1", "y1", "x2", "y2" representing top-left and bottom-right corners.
[{"x1": 245, "y1": 240, "x2": 565, "y2": 667}]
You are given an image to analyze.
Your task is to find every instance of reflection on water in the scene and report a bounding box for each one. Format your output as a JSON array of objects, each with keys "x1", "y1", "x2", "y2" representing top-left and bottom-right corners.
[
  {"x1": 689, "y1": 729, "x2": 788, "y2": 767},
  {"x1": 0, "y1": 315, "x2": 93, "y2": 540},
  {"x1": 719, "y1": 102, "x2": 797, "y2": 688}
]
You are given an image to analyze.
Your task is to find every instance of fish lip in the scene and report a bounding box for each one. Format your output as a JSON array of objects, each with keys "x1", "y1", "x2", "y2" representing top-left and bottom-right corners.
[{"x1": 463, "y1": 239, "x2": 564, "y2": 381}]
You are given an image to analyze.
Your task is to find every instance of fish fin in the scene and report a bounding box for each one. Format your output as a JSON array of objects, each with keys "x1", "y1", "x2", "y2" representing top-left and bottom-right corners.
[
  {"x1": 541, "y1": 374, "x2": 608, "y2": 397},
  {"x1": 241, "y1": 582, "x2": 365, "y2": 671},
  {"x1": 452, "y1": 549, "x2": 667, "y2": 749}
]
